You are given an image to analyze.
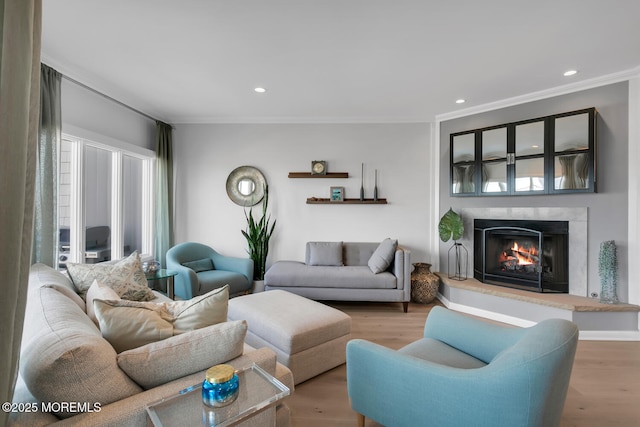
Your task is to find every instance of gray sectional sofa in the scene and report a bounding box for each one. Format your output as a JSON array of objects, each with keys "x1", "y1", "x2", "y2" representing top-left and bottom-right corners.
[
  {"x1": 10, "y1": 263, "x2": 293, "y2": 426},
  {"x1": 264, "y1": 240, "x2": 411, "y2": 312}
]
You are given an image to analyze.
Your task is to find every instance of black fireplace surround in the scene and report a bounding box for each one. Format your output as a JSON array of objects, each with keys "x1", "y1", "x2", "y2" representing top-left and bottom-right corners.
[{"x1": 474, "y1": 219, "x2": 569, "y2": 293}]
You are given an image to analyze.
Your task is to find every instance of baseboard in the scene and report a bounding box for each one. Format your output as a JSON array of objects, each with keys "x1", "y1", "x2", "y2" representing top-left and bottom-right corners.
[
  {"x1": 578, "y1": 330, "x2": 640, "y2": 341},
  {"x1": 437, "y1": 293, "x2": 640, "y2": 341}
]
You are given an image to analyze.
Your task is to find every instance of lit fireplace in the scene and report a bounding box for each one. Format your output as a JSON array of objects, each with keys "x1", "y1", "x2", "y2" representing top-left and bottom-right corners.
[
  {"x1": 499, "y1": 241, "x2": 539, "y2": 271},
  {"x1": 474, "y1": 219, "x2": 569, "y2": 293}
]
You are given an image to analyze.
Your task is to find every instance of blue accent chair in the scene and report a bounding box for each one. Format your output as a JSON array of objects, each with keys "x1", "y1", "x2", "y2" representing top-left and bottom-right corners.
[
  {"x1": 166, "y1": 242, "x2": 253, "y2": 300},
  {"x1": 347, "y1": 306, "x2": 579, "y2": 427}
]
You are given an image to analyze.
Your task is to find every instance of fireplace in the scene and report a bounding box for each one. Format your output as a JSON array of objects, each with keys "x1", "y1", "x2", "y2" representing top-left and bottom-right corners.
[{"x1": 474, "y1": 219, "x2": 569, "y2": 293}]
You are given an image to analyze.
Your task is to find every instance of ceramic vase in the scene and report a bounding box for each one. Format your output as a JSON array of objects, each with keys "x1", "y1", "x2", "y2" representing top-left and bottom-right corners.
[
  {"x1": 411, "y1": 263, "x2": 440, "y2": 304},
  {"x1": 252, "y1": 280, "x2": 265, "y2": 293},
  {"x1": 598, "y1": 240, "x2": 619, "y2": 304}
]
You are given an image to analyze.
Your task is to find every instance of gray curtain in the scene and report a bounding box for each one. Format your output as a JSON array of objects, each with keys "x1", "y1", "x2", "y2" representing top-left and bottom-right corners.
[
  {"x1": 155, "y1": 121, "x2": 174, "y2": 267},
  {"x1": 32, "y1": 64, "x2": 61, "y2": 266},
  {"x1": 0, "y1": 0, "x2": 42, "y2": 423}
]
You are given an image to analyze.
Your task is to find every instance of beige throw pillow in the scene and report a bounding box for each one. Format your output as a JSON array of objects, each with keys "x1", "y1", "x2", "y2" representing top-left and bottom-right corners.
[
  {"x1": 94, "y1": 285, "x2": 229, "y2": 353},
  {"x1": 85, "y1": 280, "x2": 121, "y2": 324},
  {"x1": 117, "y1": 320, "x2": 247, "y2": 389},
  {"x1": 66, "y1": 251, "x2": 155, "y2": 301}
]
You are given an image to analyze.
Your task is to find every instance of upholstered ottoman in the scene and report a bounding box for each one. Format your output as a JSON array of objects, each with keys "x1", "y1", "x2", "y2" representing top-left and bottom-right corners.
[{"x1": 228, "y1": 290, "x2": 352, "y2": 385}]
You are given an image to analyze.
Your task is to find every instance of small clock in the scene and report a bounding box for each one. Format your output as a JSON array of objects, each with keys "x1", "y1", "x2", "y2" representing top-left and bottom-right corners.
[{"x1": 311, "y1": 160, "x2": 327, "y2": 175}]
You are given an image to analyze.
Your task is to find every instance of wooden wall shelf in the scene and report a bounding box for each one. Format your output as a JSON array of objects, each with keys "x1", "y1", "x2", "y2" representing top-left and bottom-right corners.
[
  {"x1": 306, "y1": 198, "x2": 387, "y2": 205},
  {"x1": 288, "y1": 172, "x2": 349, "y2": 178}
]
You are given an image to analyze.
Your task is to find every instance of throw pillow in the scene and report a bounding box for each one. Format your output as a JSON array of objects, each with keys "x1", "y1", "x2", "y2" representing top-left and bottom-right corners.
[
  {"x1": 182, "y1": 257, "x2": 214, "y2": 273},
  {"x1": 94, "y1": 285, "x2": 229, "y2": 353},
  {"x1": 307, "y1": 241, "x2": 344, "y2": 266},
  {"x1": 368, "y1": 238, "x2": 398, "y2": 274},
  {"x1": 66, "y1": 251, "x2": 155, "y2": 301},
  {"x1": 85, "y1": 279, "x2": 121, "y2": 325},
  {"x1": 117, "y1": 320, "x2": 247, "y2": 389}
]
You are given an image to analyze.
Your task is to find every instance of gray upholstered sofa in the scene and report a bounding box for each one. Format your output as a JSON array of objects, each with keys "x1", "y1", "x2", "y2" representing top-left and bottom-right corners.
[
  {"x1": 9, "y1": 263, "x2": 293, "y2": 426},
  {"x1": 264, "y1": 240, "x2": 411, "y2": 312}
]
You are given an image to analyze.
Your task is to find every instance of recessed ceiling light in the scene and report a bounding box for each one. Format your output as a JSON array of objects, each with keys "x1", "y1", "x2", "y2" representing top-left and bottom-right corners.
[
  {"x1": 563, "y1": 70, "x2": 578, "y2": 77},
  {"x1": 254, "y1": 87, "x2": 267, "y2": 93},
  {"x1": 455, "y1": 99, "x2": 466, "y2": 104}
]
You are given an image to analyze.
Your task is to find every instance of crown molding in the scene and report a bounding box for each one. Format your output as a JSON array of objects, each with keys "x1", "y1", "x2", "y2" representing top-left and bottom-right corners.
[
  {"x1": 170, "y1": 115, "x2": 432, "y2": 125},
  {"x1": 436, "y1": 66, "x2": 640, "y2": 123}
]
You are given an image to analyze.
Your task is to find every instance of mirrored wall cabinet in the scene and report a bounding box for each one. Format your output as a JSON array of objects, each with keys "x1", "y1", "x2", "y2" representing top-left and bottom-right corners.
[{"x1": 450, "y1": 107, "x2": 596, "y2": 196}]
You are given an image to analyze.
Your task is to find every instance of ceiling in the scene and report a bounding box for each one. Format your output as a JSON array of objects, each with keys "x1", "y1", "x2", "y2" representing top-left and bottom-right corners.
[{"x1": 42, "y1": 0, "x2": 640, "y2": 124}]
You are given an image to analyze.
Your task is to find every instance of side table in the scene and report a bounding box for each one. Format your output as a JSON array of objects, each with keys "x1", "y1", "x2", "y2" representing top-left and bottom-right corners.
[
  {"x1": 146, "y1": 363, "x2": 290, "y2": 427},
  {"x1": 146, "y1": 269, "x2": 178, "y2": 300}
]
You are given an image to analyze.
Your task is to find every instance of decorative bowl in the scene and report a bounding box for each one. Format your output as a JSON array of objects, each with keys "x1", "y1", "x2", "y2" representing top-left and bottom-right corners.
[{"x1": 142, "y1": 260, "x2": 160, "y2": 274}]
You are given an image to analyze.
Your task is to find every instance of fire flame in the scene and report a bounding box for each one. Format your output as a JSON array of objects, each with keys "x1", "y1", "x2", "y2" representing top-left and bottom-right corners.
[
  {"x1": 512, "y1": 242, "x2": 536, "y2": 265},
  {"x1": 499, "y1": 241, "x2": 538, "y2": 266}
]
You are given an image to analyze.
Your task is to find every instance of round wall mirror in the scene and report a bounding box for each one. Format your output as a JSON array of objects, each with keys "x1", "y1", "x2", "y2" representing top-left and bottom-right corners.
[
  {"x1": 226, "y1": 166, "x2": 266, "y2": 206},
  {"x1": 238, "y1": 178, "x2": 256, "y2": 196}
]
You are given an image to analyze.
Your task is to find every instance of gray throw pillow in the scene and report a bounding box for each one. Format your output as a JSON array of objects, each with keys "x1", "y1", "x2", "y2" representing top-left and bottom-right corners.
[
  {"x1": 307, "y1": 242, "x2": 344, "y2": 266},
  {"x1": 182, "y1": 258, "x2": 214, "y2": 273},
  {"x1": 368, "y1": 238, "x2": 398, "y2": 273}
]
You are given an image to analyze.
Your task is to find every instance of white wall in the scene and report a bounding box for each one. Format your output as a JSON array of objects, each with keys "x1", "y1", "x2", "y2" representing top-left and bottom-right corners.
[{"x1": 173, "y1": 123, "x2": 433, "y2": 268}]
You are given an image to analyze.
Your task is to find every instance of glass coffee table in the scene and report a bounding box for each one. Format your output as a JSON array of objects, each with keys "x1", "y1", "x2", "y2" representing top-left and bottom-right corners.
[
  {"x1": 146, "y1": 364, "x2": 290, "y2": 427},
  {"x1": 145, "y1": 269, "x2": 178, "y2": 299}
]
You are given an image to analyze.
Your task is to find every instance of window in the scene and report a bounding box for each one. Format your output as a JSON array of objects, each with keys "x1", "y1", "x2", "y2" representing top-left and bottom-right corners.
[{"x1": 58, "y1": 132, "x2": 154, "y2": 269}]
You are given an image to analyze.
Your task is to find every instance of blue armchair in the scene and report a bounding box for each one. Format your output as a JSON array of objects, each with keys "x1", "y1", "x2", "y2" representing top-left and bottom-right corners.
[
  {"x1": 347, "y1": 306, "x2": 579, "y2": 427},
  {"x1": 166, "y1": 242, "x2": 253, "y2": 300}
]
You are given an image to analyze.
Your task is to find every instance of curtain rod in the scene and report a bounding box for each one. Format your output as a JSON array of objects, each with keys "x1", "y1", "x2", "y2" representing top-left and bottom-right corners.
[{"x1": 61, "y1": 74, "x2": 162, "y2": 124}]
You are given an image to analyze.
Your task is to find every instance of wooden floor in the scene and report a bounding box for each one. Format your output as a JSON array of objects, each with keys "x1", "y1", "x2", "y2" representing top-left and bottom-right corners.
[{"x1": 286, "y1": 300, "x2": 640, "y2": 427}]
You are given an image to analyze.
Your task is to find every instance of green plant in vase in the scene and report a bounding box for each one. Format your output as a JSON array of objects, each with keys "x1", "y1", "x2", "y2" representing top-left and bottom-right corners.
[
  {"x1": 439, "y1": 208, "x2": 467, "y2": 280},
  {"x1": 439, "y1": 208, "x2": 464, "y2": 242},
  {"x1": 241, "y1": 185, "x2": 276, "y2": 281}
]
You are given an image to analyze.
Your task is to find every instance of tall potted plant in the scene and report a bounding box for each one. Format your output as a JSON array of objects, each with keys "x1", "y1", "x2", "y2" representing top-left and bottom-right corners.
[
  {"x1": 438, "y1": 208, "x2": 467, "y2": 280},
  {"x1": 241, "y1": 185, "x2": 276, "y2": 281}
]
